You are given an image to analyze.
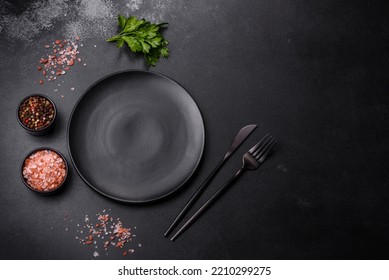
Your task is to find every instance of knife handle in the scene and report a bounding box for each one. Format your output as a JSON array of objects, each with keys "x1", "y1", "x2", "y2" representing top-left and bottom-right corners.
[
  {"x1": 164, "y1": 158, "x2": 225, "y2": 237},
  {"x1": 170, "y1": 168, "x2": 245, "y2": 241}
]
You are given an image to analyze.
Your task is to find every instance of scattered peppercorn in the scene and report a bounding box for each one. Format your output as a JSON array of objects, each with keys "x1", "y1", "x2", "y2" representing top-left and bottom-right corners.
[{"x1": 18, "y1": 96, "x2": 55, "y2": 130}]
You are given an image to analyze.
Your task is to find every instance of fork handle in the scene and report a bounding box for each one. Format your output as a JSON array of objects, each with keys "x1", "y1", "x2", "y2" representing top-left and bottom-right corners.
[{"x1": 171, "y1": 168, "x2": 245, "y2": 241}]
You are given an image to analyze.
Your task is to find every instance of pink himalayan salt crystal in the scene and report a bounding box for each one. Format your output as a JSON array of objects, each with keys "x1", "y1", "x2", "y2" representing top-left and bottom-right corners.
[{"x1": 23, "y1": 150, "x2": 66, "y2": 192}]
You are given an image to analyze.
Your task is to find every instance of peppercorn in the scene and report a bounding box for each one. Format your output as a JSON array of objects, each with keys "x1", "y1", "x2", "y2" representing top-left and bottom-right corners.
[{"x1": 18, "y1": 96, "x2": 55, "y2": 130}]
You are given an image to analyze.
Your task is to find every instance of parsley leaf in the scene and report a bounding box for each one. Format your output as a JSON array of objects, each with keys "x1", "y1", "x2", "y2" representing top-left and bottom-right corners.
[{"x1": 107, "y1": 15, "x2": 169, "y2": 67}]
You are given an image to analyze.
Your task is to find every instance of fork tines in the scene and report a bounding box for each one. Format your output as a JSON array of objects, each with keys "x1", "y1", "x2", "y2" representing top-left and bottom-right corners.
[{"x1": 249, "y1": 134, "x2": 276, "y2": 161}]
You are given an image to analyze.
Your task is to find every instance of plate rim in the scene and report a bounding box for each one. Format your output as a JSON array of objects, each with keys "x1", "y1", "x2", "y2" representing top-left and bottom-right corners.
[{"x1": 67, "y1": 69, "x2": 205, "y2": 203}]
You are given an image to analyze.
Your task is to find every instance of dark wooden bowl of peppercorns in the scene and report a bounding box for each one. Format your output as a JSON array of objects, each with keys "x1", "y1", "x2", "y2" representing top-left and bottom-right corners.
[{"x1": 17, "y1": 94, "x2": 57, "y2": 136}]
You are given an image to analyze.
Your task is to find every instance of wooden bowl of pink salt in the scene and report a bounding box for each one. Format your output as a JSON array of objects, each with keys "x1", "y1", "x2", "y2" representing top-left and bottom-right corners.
[{"x1": 21, "y1": 148, "x2": 68, "y2": 194}]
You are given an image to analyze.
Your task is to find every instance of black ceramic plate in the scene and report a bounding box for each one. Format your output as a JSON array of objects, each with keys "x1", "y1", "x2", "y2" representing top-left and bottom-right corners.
[{"x1": 68, "y1": 70, "x2": 205, "y2": 203}]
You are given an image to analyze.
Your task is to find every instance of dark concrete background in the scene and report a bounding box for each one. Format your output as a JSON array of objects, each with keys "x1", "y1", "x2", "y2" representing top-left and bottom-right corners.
[{"x1": 0, "y1": 0, "x2": 388, "y2": 259}]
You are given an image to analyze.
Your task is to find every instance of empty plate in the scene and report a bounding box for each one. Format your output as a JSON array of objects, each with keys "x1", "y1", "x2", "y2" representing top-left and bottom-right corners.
[{"x1": 68, "y1": 70, "x2": 205, "y2": 203}]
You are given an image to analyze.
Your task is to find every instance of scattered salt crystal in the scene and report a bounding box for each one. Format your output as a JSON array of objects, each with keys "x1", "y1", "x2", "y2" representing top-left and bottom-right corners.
[
  {"x1": 93, "y1": 251, "x2": 99, "y2": 258},
  {"x1": 73, "y1": 210, "x2": 139, "y2": 257},
  {"x1": 70, "y1": 87, "x2": 75, "y2": 91}
]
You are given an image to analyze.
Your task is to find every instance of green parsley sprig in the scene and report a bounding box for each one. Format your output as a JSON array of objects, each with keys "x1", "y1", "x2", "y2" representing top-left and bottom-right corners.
[{"x1": 107, "y1": 15, "x2": 169, "y2": 67}]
